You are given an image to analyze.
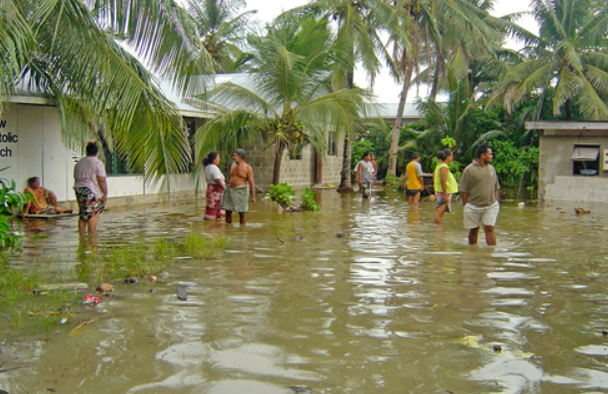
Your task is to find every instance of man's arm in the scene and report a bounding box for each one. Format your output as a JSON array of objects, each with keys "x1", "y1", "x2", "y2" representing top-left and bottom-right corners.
[
  {"x1": 461, "y1": 192, "x2": 468, "y2": 206},
  {"x1": 440, "y1": 167, "x2": 449, "y2": 200},
  {"x1": 357, "y1": 163, "x2": 362, "y2": 185},
  {"x1": 247, "y1": 167, "x2": 256, "y2": 205},
  {"x1": 96, "y1": 176, "x2": 108, "y2": 201}
]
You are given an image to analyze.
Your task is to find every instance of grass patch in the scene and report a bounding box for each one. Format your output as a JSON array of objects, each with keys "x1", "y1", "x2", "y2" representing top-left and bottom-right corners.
[
  {"x1": 76, "y1": 231, "x2": 228, "y2": 283},
  {"x1": 0, "y1": 261, "x2": 79, "y2": 336}
]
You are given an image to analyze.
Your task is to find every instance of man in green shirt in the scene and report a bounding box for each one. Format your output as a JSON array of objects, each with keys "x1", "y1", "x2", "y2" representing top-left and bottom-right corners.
[{"x1": 460, "y1": 144, "x2": 500, "y2": 245}]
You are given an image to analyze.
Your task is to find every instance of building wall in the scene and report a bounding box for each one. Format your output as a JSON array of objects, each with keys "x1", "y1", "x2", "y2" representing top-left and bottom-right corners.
[
  {"x1": 0, "y1": 103, "x2": 197, "y2": 205},
  {"x1": 539, "y1": 134, "x2": 608, "y2": 202},
  {"x1": 245, "y1": 134, "x2": 344, "y2": 191}
]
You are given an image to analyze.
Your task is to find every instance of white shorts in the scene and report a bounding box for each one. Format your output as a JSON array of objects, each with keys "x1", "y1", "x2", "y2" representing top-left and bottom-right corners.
[{"x1": 464, "y1": 202, "x2": 499, "y2": 229}]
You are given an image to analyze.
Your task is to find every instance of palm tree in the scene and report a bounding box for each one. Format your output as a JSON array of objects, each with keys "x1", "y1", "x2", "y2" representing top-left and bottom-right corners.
[
  {"x1": 1, "y1": 0, "x2": 215, "y2": 189},
  {"x1": 195, "y1": 15, "x2": 366, "y2": 185},
  {"x1": 286, "y1": 0, "x2": 408, "y2": 191},
  {"x1": 387, "y1": 0, "x2": 503, "y2": 176},
  {"x1": 188, "y1": 0, "x2": 255, "y2": 73},
  {"x1": 496, "y1": 0, "x2": 608, "y2": 120}
]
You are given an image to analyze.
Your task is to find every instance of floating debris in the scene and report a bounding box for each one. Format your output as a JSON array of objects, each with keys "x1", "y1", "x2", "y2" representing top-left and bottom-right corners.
[
  {"x1": 335, "y1": 232, "x2": 346, "y2": 238},
  {"x1": 96, "y1": 283, "x2": 114, "y2": 293},
  {"x1": 176, "y1": 286, "x2": 187, "y2": 301}
]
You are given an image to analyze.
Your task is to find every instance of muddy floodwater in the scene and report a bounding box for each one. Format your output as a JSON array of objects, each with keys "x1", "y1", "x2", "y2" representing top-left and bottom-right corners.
[{"x1": 2, "y1": 190, "x2": 608, "y2": 394}]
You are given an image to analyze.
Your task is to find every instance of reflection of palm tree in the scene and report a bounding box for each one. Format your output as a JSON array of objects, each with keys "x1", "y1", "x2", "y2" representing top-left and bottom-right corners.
[
  {"x1": 188, "y1": 0, "x2": 255, "y2": 73},
  {"x1": 495, "y1": 0, "x2": 608, "y2": 120},
  {"x1": 195, "y1": 15, "x2": 366, "y2": 185},
  {"x1": 1, "y1": 0, "x2": 213, "y2": 187}
]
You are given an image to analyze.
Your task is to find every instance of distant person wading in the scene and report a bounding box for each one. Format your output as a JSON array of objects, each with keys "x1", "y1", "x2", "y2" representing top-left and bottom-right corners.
[{"x1": 433, "y1": 149, "x2": 458, "y2": 224}]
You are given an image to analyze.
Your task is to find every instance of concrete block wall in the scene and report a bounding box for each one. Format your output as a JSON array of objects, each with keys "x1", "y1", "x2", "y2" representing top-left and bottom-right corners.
[
  {"x1": 244, "y1": 134, "x2": 344, "y2": 191},
  {"x1": 545, "y1": 175, "x2": 608, "y2": 203},
  {"x1": 539, "y1": 135, "x2": 608, "y2": 201}
]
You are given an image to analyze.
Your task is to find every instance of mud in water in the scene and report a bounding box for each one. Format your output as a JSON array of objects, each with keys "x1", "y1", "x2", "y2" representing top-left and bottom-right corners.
[{"x1": 2, "y1": 190, "x2": 608, "y2": 394}]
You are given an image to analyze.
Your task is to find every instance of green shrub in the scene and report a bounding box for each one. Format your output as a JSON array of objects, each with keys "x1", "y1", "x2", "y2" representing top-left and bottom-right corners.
[
  {"x1": 0, "y1": 178, "x2": 33, "y2": 249},
  {"x1": 267, "y1": 183, "x2": 295, "y2": 208},
  {"x1": 300, "y1": 187, "x2": 319, "y2": 211}
]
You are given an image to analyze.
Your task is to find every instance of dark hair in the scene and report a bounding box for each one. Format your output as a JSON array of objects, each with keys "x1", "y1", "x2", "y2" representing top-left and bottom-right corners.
[
  {"x1": 234, "y1": 148, "x2": 246, "y2": 160},
  {"x1": 27, "y1": 176, "x2": 39, "y2": 187},
  {"x1": 85, "y1": 142, "x2": 99, "y2": 156},
  {"x1": 203, "y1": 151, "x2": 218, "y2": 167},
  {"x1": 361, "y1": 152, "x2": 370, "y2": 161},
  {"x1": 476, "y1": 144, "x2": 490, "y2": 158},
  {"x1": 436, "y1": 149, "x2": 452, "y2": 161}
]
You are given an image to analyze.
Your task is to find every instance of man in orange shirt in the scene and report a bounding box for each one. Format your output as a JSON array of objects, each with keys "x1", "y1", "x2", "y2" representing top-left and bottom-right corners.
[
  {"x1": 21, "y1": 177, "x2": 72, "y2": 217},
  {"x1": 405, "y1": 152, "x2": 423, "y2": 206}
]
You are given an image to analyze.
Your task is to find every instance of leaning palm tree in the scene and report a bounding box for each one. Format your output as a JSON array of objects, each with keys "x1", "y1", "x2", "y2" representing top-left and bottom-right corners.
[
  {"x1": 387, "y1": 0, "x2": 502, "y2": 176},
  {"x1": 188, "y1": 0, "x2": 255, "y2": 73},
  {"x1": 1, "y1": 0, "x2": 215, "y2": 189},
  {"x1": 195, "y1": 15, "x2": 366, "y2": 185},
  {"x1": 494, "y1": 0, "x2": 608, "y2": 120}
]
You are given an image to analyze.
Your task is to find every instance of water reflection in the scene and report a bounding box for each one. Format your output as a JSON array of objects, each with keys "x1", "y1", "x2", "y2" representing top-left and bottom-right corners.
[{"x1": 2, "y1": 193, "x2": 608, "y2": 394}]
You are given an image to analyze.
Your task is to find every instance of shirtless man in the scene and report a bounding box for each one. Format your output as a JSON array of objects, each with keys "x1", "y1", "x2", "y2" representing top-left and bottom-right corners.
[
  {"x1": 222, "y1": 148, "x2": 256, "y2": 224},
  {"x1": 21, "y1": 177, "x2": 72, "y2": 217}
]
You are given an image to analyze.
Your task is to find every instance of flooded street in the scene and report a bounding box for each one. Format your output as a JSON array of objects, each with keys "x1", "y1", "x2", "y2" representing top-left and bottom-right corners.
[{"x1": 2, "y1": 190, "x2": 608, "y2": 394}]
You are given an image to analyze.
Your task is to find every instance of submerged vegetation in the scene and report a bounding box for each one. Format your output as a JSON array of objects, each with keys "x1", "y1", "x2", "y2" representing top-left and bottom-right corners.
[{"x1": 0, "y1": 230, "x2": 227, "y2": 336}]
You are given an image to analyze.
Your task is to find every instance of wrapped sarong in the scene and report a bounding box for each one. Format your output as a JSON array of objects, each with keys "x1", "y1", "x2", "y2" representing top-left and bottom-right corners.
[
  {"x1": 221, "y1": 185, "x2": 249, "y2": 213},
  {"x1": 74, "y1": 187, "x2": 105, "y2": 221},
  {"x1": 204, "y1": 184, "x2": 226, "y2": 220}
]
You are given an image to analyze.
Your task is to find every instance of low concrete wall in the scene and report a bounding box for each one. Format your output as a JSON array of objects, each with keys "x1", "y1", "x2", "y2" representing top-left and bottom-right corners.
[
  {"x1": 60, "y1": 189, "x2": 201, "y2": 210},
  {"x1": 545, "y1": 175, "x2": 608, "y2": 203}
]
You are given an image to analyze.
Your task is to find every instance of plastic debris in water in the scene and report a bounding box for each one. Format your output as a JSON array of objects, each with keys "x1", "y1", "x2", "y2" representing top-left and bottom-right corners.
[{"x1": 83, "y1": 295, "x2": 100, "y2": 305}]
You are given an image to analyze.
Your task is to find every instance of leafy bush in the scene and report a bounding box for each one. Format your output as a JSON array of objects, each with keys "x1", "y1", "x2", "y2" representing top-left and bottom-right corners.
[
  {"x1": 490, "y1": 140, "x2": 539, "y2": 188},
  {"x1": 0, "y1": 178, "x2": 33, "y2": 249},
  {"x1": 267, "y1": 183, "x2": 295, "y2": 208},
  {"x1": 300, "y1": 187, "x2": 319, "y2": 211},
  {"x1": 384, "y1": 174, "x2": 401, "y2": 190}
]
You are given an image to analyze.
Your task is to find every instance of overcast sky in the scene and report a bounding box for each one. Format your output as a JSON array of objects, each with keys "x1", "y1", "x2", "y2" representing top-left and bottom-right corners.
[{"x1": 240, "y1": 0, "x2": 539, "y2": 103}]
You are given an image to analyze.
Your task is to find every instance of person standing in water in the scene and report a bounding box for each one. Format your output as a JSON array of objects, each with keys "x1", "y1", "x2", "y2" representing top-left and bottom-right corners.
[
  {"x1": 460, "y1": 144, "x2": 500, "y2": 245},
  {"x1": 73, "y1": 142, "x2": 108, "y2": 233},
  {"x1": 222, "y1": 148, "x2": 256, "y2": 224},
  {"x1": 405, "y1": 152, "x2": 423, "y2": 206},
  {"x1": 356, "y1": 152, "x2": 375, "y2": 199},
  {"x1": 433, "y1": 149, "x2": 458, "y2": 224},
  {"x1": 203, "y1": 151, "x2": 226, "y2": 221}
]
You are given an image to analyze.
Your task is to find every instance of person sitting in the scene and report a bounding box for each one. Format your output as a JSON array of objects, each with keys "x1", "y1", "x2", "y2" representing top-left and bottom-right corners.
[{"x1": 21, "y1": 177, "x2": 73, "y2": 217}]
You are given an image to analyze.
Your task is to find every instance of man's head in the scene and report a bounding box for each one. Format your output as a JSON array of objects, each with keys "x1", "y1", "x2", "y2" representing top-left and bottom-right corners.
[
  {"x1": 362, "y1": 152, "x2": 371, "y2": 162},
  {"x1": 476, "y1": 143, "x2": 493, "y2": 164},
  {"x1": 234, "y1": 148, "x2": 246, "y2": 163},
  {"x1": 412, "y1": 152, "x2": 420, "y2": 161},
  {"x1": 27, "y1": 176, "x2": 40, "y2": 188},
  {"x1": 85, "y1": 142, "x2": 99, "y2": 157}
]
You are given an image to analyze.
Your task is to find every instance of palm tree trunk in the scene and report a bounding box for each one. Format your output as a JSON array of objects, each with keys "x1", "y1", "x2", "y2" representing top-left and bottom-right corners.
[
  {"x1": 429, "y1": 52, "x2": 443, "y2": 102},
  {"x1": 338, "y1": 134, "x2": 353, "y2": 192},
  {"x1": 273, "y1": 148, "x2": 283, "y2": 185},
  {"x1": 338, "y1": 69, "x2": 355, "y2": 192},
  {"x1": 388, "y1": 64, "x2": 413, "y2": 176}
]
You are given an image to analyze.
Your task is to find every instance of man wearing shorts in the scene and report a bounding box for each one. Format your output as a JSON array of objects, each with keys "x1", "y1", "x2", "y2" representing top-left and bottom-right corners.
[
  {"x1": 460, "y1": 144, "x2": 500, "y2": 245},
  {"x1": 405, "y1": 152, "x2": 423, "y2": 205}
]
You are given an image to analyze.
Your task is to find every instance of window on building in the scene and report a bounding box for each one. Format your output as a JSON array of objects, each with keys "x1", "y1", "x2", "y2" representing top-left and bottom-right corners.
[
  {"x1": 327, "y1": 134, "x2": 337, "y2": 156},
  {"x1": 101, "y1": 139, "x2": 135, "y2": 176},
  {"x1": 571, "y1": 145, "x2": 600, "y2": 176},
  {"x1": 184, "y1": 118, "x2": 197, "y2": 172}
]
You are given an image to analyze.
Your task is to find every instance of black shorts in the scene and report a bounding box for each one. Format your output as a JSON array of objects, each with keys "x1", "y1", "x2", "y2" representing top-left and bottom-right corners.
[{"x1": 405, "y1": 188, "x2": 421, "y2": 197}]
